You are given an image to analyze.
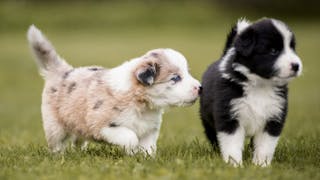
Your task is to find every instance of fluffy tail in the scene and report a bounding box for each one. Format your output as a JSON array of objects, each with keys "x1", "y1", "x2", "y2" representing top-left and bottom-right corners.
[{"x1": 27, "y1": 25, "x2": 72, "y2": 78}]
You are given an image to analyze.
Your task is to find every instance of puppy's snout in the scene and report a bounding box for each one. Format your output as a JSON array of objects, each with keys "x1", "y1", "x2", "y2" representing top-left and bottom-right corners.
[
  {"x1": 193, "y1": 85, "x2": 202, "y2": 95},
  {"x1": 291, "y1": 63, "x2": 300, "y2": 73},
  {"x1": 198, "y1": 86, "x2": 203, "y2": 95}
]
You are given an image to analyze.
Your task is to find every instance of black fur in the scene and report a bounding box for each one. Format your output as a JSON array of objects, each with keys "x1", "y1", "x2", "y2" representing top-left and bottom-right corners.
[
  {"x1": 109, "y1": 122, "x2": 118, "y2": 127},
  {"x1": 112, "y1": 106, "x2": 123, "y2": 112},
  {"x1": 200, "y1": 18, "x2": 296, "y2": 147},
  {"x1": 63, "y1": 69, "x2": 74, "y2": 79},
  {"x1": 93, "y1": 100, "x2": 104, "y2": 110},
  {"x1": 68, "y1": 82, "x2": 76, "y2": 94},
  {"x1": 137, "y1": 63, "x2": 158, "y2": 86},
  {"x1": 200, "y1": 62, "x2": 244, "y2": 145},
  {"x1": 88, "y1": 67, "x2": 104, "y2": 71},
  {"x1": 50, "y1": 87, "x2": 57, "y2": 93}
]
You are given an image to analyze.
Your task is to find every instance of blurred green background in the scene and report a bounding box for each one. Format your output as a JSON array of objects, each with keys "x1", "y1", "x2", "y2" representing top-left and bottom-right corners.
[{"x1": 0, "y1": 0, "x2": 319, "y2": 179}]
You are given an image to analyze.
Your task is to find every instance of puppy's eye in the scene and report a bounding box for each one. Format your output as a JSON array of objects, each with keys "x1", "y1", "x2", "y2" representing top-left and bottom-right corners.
[
  {"x1": 270, "y1": 48, "x2": 280, "y2": 56},
  {"x1": 171, "y1": 75, "x2": 181, "y2": 83}
]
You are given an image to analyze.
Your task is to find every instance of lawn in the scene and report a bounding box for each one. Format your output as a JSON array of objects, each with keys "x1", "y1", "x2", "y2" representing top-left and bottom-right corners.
[{"x1": 0, "y1": 1, "x2": 319, "y2": 179}]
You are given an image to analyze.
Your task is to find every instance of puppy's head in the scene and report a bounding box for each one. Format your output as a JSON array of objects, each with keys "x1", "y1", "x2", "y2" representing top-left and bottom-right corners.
[
  {"x1": 135, "y1": 49, "x2": 201, "y2": 108},
  {"x1": 233, "y1": 18, "x2": 302, "y2": 82}
]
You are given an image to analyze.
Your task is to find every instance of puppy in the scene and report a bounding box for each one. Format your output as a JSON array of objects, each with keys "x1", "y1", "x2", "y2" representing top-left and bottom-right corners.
[
  {"x1": 200, "y1": 18, "x2": 302, "y2": 166},
  {"x1": 27, "y1": 25, "x2": 201, "y2": 155}
]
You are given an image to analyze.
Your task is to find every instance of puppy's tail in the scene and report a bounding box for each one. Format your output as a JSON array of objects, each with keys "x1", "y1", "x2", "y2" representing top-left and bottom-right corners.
[{"x1": 27, "y1": 25, "x2": 72, "y2": 78}]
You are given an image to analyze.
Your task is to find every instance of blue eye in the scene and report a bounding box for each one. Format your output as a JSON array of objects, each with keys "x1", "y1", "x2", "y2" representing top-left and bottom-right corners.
[{"x1": 171, "y1": 75, "x2": 181, "y2": 83}]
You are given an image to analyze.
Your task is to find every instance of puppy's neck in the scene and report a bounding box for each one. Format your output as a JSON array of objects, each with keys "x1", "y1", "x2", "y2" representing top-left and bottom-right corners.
[{"x1": 105, "y1": 57, "x2": 143, "y2": 93}]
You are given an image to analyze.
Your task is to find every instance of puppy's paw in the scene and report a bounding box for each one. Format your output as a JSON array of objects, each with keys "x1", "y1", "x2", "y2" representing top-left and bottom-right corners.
[
  {"x1": 224, "y1": 155, "x2": 243, "y2": 167},
  {"x1": 101, "y1": 126, "x2": 139, "y2": 154},
  {"x1": 222, "y1": 152, "x2": 243, "y2": 167},
  {"x1": 129, "y1": 146, "x2": 156, "y2": 157},
  {"x1": 252, "y1": 153, "x2": 272, "y2": 167},
  {"x1": 141, "y1": 146, "x2": 156, "y2": 157}
]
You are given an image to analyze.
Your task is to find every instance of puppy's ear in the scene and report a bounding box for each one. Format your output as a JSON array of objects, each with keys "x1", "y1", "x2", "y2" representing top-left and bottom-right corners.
[
  {"x1": 234, "y1": 28, "x2": 256, "y2": 57},
  {"x1": 135, "y1": 62, "x2": 159, "y2": 86}
]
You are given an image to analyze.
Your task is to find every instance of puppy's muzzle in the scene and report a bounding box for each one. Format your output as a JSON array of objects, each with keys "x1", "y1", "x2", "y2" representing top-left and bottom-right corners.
[
  {"x1": 290, "y1": 63, "x2": 300, "y2": 73},
  {"x1": 193, "y1": 85, "x2": 202, "y2": 95}
]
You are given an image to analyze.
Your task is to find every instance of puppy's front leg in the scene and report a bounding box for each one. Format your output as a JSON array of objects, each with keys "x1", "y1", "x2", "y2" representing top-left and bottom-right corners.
[
  {"x1": 217, "y1": 127, "x2": 245, "y2": 167},
  {"x1": 100, "y1": 126, "x2": 139, "y2": 154},
  {"x1": 138, "y1": 129, "x2": 160, "y2": 156},
  {"x1": 253, "y1": 131, "x2": 279, "y2": 167}
]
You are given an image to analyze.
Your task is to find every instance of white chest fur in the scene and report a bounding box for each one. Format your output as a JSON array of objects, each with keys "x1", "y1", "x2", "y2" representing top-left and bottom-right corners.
[
  {"x1": 230, "y1": 84, "x2": 285, "y2": 136},
  {"x1": 114, "y1": 108, "x2": 163, "y2": 138}
]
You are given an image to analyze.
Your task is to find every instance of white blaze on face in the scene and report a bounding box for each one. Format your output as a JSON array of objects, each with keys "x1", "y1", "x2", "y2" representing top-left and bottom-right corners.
[{"x1": 272, "y1": 20, "x2": 303, "y2": 79}]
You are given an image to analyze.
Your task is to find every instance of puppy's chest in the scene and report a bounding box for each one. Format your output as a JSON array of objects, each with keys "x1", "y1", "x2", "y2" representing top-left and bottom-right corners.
[
  {"x1": 230, "y1": 85, "x2": 285, "y2": 136},
  {"x1": 116, "y1": 109, "x2": 162, "y2": 137}
]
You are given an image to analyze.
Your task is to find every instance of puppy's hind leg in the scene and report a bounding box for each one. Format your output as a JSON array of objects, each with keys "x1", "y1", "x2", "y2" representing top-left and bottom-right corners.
[
  {"x1": 100, "y1": 126, "x2": 139, "y2": 154},
  {"x1": 42, "y1": 117, "x2": 68, "y2": 153},
  {"x1": 70, "y1": 135, "x2": 89, "y2": 151},
  {"x1": 202, "y1": 119, "x2": 219, "y2": 147},
  {"x1": 42, "y1": 103, "x2": 68, "y2": 153}
]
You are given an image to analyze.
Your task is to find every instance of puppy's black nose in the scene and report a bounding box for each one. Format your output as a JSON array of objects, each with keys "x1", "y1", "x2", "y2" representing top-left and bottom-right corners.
[
  {"x1": 198, "y1": 86, "x2": 203, "y2": 95},
  {"x1": 291, "y1": 63, "x2": 300, "y2": 72}
]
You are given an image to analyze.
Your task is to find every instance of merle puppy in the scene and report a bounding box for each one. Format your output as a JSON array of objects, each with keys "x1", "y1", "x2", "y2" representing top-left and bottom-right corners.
[
  {"x1": 27, "y1": 25, "x2": 201, "y2": 156},
  {"x1": 200, "y1": 18, "x2": 302, "y2": 167}
]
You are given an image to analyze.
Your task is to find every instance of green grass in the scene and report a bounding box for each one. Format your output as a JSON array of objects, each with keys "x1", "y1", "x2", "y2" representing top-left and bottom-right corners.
[{"x1": 0, "y1": 1, "x2": 320, "y2": 179}]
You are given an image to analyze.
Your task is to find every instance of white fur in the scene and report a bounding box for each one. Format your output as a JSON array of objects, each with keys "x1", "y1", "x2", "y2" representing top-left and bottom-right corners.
[
  {"x1": 217, "y1": 77, "x2": 283, "y2": 167},
  {"x1": 146, "y1": 49, "x2": 201, "y2": 108},
  {"x1": 216, "y1": 19, "x2": 301, "y2": 167},
  {"x1": 219, "y1": 48, "x2": 236, "y2": 79},
  {"x1": 106, "y1": 57, "x2": 144, "y2": 93},
  {"x1": 230, "y1": 69, "x2": 285, "y2": 136},
  {"x1": 102, "y1": 49, "x2": 200, "y2": 153},
  {"x1": 28, "y1": 25, "x2": 200, "y2": 156},
  {"x1": 100, "y1": 126, "x2": 139, "y2": 153},
  {"x1": 272, "y1": 19, "x2": 303, "y2": 79},
  {"x1": 138, "y1": 129, "x2": 160, "y2": 156},
  {"x1": 101, "y1": 108, "x2": 162, "y2": 155},
  {"x1": 253, "y1": 132, "x2": 279, "y2": 167},
  {"x1": 163, "y1": 49, "x2": 188, "y2": 69},
  {"x1": 223, "y1": 49, "x2": 288, "y2": 167},
  {"x1": 111, "y1": 109, "x2": 163, "y2": 138},
  {"x1": 41, "y1": 99, "x2": 67, "y2": 153},
  {"x1": 227, "y1": 64, "x2": 285, "y2": 166},
  {"x1": 27, "y1": 25, "x2": 72, "y2": 77},
  {"x1": 105, "y1": 49, "x2": 201, "y2": 108},
  {"x1": 218, "y1": 127, "x2": 245, "y2": 167},
  {"x1": 237, "y1": 18, "x2": 251, "y2": 34}
]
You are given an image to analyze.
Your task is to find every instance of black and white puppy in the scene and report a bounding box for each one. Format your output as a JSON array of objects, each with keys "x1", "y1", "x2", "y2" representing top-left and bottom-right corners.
[{"x1": 200, "y1": 18, "x2": 302, "y2": 167}]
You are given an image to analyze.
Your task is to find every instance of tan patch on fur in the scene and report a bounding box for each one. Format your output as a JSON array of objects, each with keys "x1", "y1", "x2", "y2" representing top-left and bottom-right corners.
[
  {"x1": 42, "y1": 49, "x2": 182, "y2": 143},
  {"x1": 133, "y1": 49, "x2": 180, "y2": 86},
  {"x1": 43, "y1": 69, "x2": 148, "y2": 141}
]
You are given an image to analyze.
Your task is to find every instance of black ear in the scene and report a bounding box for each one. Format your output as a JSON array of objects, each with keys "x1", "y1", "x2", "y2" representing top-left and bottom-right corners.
[
  {"x1": 234, "y1": 28, "x2": 256, "y2": 57},
  {"x1": 136, "y1": 63, "x2": 158, "y2": 86}
]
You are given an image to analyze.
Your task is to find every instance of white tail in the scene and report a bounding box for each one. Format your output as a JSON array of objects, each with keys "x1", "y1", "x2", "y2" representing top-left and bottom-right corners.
[{"x1": 27, "y1": 25, "x2": 72, "y2": 78}]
